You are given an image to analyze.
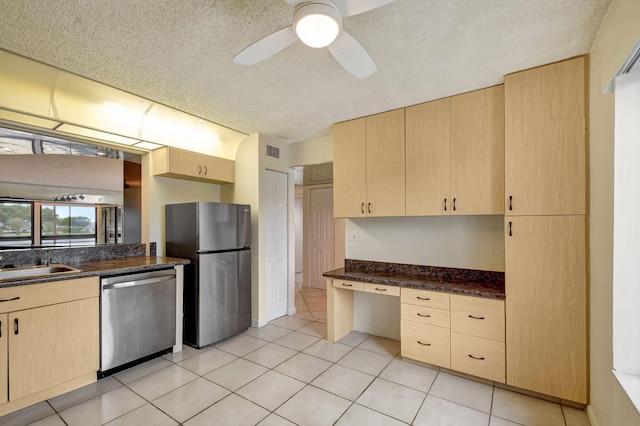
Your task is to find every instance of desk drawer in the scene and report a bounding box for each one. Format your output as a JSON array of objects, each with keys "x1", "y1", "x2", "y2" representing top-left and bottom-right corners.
[
  {"x1": 450, "y1": 295, "x2": 504, "y2": 341},
  {"x1": 401, "y1": 288, "x2": 449, "y2": 310},
  {"x1": 401, "y1": 303, "x2": 450, "y2": 328},
  {"x1": 401, "y1": 320, "x2": 450, "y2": 368},
  {"x1": 451, "y1": 333, "x2": 505, "y2": 383},
  {"x1": 364, "y1": 283, "x2": 400, "y2": 297},
  {"x1": 333, "y1": 280, "x2": 364, "y2": 291}
]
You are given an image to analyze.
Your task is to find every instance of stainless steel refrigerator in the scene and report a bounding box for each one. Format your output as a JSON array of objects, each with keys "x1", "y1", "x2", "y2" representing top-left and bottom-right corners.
[{"x1": 165, "y1": 202, "x2": 251, "y2": 348}]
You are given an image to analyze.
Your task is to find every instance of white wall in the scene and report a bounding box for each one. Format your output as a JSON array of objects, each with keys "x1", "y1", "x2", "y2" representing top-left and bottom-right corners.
[
  {"x1": 346, "y1": 216, "x2": 505, "y2": 271},
  {"x1": 289, "y1": 135, "x2": 333, "y2": 166},
  {"x1": 613, "y1": 71, "x2": 640, "y2": 377},
  {"x1": 588, "y1": 0, "x2": 640, "y2": 424}
]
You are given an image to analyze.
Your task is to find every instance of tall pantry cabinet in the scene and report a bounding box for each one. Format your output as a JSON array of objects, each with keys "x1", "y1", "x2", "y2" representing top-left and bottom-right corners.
[{"x1": 504, "y1": 56, "x2": 588, "y2": 403}]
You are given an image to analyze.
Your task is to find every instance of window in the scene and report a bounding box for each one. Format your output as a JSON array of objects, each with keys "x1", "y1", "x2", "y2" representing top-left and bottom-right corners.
[
  {"x1": 0, "y1": 202, "x2": 33, "y2": 247},
  {"x1": 41, "y1": 204, "x2": 97, "y2": 247}
]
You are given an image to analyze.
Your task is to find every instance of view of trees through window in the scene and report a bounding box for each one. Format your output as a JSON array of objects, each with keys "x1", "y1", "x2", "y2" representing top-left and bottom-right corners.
[
  {"x1": 0, "y1": 202, "x2": 33, "y2": 244},
  {"x1": 0, "y1": 202, "x2": 97, "y2": 247},
  {"x1": 41, "y1": 205, "x2": 96, "y2": 246}
]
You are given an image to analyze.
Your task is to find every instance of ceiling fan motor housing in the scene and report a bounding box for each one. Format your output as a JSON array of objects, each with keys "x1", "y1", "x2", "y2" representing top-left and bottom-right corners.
[{"x1": 293, "y1": 1, "x2": 343, "y2": 48}]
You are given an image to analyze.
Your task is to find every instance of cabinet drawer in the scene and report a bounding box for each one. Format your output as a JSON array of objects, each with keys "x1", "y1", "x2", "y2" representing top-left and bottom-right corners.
[
  {"x1": 0, "y1": 277, "x2": 99, "y2": 314},
  {"x1": 333, "y1": 280, "x2": 364, "y2": 291},
  {"x1": 451, "y1": 333, "x2": 505, "y2": 383},
  {"x1": 401, "y1": 320, "x2": 450, "y2": 368},
  {"x1": 401, "y1": 288, "x2": 449, "y2": 309},
  {"x1": 450, "y1": 295, "x2": 504, "y2": 341},
  {"x1": 364, "y1": 283, "x2": 400, "y2": 297},
  {"x1": 401, "y1": 303, "x2": 450, "y2": 328}
]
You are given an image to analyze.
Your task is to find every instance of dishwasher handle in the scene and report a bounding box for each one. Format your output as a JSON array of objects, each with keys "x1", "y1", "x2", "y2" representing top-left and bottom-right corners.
[{"x1": 102, "y1": 275, "x2": 175, "y2": 290}]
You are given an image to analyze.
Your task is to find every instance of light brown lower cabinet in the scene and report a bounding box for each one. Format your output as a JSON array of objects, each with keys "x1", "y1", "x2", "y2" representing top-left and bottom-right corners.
[
  {"x1": 401, "y1": 321, "x2": 451, "y2": 368},
  {"x1": 0, "y1": 277, "x2": 100, "y2": 416},
  {"x1": 505, "y1": 215, "x2": 587, "y2": 403}
]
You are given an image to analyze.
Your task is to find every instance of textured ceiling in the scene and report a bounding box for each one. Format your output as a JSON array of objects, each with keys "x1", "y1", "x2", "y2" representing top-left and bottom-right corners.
[{"x1": 0, "y1": 0, "x2": 610, "y2": 143}]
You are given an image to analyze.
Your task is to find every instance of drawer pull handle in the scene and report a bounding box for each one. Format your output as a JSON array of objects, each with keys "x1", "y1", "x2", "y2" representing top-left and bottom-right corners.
[
  {"x1": 416, "y1": 296, "x2": 431, "y2": 301},
  {"x1": 444, "y1": 198, "x2": 447, "y2": 211},
  {"x1": 417, "y1": 313, "x2": 431, "y2": 318},
  {"x1": 0, "y1": 296, "x2": 20, "y2": 303},
  {"x1": 468, "y1": 315, "x2": 485, "y2": 320},
  {"x1": 14, "y1": 318, "x2": 18, "y2": 335},
  {"x1": 0, "y1": 320, "x2": 2, "y2": 338},
  {"x1": 374, "y1": 288, "x2": 387, "y2": 292},
  {"x1": 342, "y1": 283, "x2": 353, "y2": 287},
  {"x1": 417, "y1": 341, "x2": 431, "y2": 346},
  {"x1": 368, "y1": 202, "x2": 372, "y2": 214},
  {"x1": 361, "y1": 203, "x2": 365, "y2": 214},
  {"x1": 468, "y1": 354, "x2": 485, "y2": 360}
]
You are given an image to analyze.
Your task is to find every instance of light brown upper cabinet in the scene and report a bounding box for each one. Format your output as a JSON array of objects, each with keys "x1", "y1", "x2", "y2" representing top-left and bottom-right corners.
[
  {"x1": 450, "y1": 86, "x2": 504, "y2": 215},
  {"x1": 406, "y1": 98, "x2": 451, "y2": 216},
  {"x1": 504, "y1": 57, "x2": 586, "y2": 216},
  {"x1": 152, "y1": 146, "x2": 235, "y2": 184},
  {"x1": 504, "y1": 215, "x2": 587, "y2": 403},
  {"x1": 333, "y1": 110, "x2": 405, "y2": 217},
  {"x1": 333, "y1": 118, "x2": 367, "y2": 217},
  {"x1": 406, "y1": 86, "x2": 504, "y2": 216}
]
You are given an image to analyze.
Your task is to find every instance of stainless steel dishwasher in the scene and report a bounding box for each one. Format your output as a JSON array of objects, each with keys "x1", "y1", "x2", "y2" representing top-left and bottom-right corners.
[{"x1": 100, "y1": 269, "x2": 176, "y2": 374}]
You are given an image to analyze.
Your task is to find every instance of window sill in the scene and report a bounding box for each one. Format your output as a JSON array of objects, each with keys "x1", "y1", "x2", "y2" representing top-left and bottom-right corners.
[{"x1": 613, "y1": 370, "x2": 640, "y2": 415}]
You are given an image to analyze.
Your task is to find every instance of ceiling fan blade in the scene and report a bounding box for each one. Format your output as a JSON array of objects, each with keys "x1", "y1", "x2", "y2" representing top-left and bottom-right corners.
[
  {"x1": 233, "y1": 27, "x2": 297, "y2": 66},
  {"x1": 328, "y1": 30, "x2": 377, "y2": 79},
  {"x1": 331, "y1": 0, "x2": 395, "y2": 17}
]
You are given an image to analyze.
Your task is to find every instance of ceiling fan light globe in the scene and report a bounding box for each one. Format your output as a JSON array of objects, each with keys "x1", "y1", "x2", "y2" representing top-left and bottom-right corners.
[{"x1": 293, "y1": 1, "x2": 342, "y2": 48}]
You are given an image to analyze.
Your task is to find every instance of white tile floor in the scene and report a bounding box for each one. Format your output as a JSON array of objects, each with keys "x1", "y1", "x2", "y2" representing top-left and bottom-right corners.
[{"x1": 0, "y1": 280, "x2": 592, "y2": 426}]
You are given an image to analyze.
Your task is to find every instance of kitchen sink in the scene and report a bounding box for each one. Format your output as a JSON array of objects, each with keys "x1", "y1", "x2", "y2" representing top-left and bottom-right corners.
[{"x1": 0, "y1": 264, "x2": 82, "y2": 282}]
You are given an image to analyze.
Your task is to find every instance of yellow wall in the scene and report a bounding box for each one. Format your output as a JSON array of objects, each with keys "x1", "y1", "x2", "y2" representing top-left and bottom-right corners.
[{"x1": 588, "y1": 0, "x2": 640, "y2": 424}]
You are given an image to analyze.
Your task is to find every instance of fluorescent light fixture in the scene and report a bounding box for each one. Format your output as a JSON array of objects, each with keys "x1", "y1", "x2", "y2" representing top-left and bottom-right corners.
[
  {"x1": 0, "y1": 109, "x2": 60, "y2": 129},
  {"x1": 133, "y1": 141, "x2": 162, "y2": 150},
  {"x1": 57, "y1": 124, "x2": 140, "y2": 146},
  {"x1": 294, "y1": 1, "x2": 342, "y2": 48}
]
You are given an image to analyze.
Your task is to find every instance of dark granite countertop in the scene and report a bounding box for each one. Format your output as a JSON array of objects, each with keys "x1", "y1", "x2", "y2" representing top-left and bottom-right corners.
[
  {"x1": 323, "y1": 259, "x2": 505, "y2": 299},
  {"x1": 0, "y1": 256, "x2": 190, "y2": 288}
]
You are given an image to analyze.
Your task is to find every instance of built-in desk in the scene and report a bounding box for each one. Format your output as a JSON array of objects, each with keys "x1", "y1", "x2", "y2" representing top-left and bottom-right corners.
[{"x1": 324, "y1": 260, "x2": 506, "y2": 382}]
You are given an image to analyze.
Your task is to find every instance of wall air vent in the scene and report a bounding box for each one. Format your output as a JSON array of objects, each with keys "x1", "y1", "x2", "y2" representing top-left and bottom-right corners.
[{"x1": 266, "y1": 144, "x2": 280, "y2": 159}]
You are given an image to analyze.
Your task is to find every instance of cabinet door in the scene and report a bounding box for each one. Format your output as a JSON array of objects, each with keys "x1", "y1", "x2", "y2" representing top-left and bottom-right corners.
[
  {"x1": 505, "y1": 57, "x2": 586, "y2": 215},
  {"x1": 9, "y1": 298, "x2": 99, "y2": 401},
  {"x1": 451, "y1": 86, "x2": 504, "y2": 215},
  {"x1": 0, "y1": 314, "x2": 7, "y2": 405},
  {"x1": 406, "y1": 98, "x2": 451, "y2": 216},
  {"x1": 505, "y1": 215, "x2": 586, "y2": 402},
  {"x1": 333, "y1": 118, "x2": 367, "y2": 217},
  {"x1": 167, "y1": 147, "x2": 203, "y2": 178},
  {"x1": 366, "y1": 109, "x2": 405, "y2": 217}
]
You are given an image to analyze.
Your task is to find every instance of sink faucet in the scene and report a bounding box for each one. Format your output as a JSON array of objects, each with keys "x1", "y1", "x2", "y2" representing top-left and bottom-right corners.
[
  {"x1": 44, "y1": 249, "x2": 52, "y2": 267},
  {"x1": 0, "y1": 255, "x2": 3, "y2": 270}
]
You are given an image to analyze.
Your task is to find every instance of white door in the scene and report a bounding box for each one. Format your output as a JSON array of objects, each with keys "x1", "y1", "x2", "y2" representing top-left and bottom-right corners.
[
  {"x1": 295, "y1": 196, "x2": 303, "y2": 273},
  {"x1": 309, "y1": 187, "x2": 334, "y2": 289},
  {"x1": 265, "y1": 170, "x2": 288, "y2": 322}
]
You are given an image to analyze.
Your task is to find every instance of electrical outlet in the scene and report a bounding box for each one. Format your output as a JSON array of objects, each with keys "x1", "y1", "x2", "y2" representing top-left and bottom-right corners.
[{"x1": 347, "y1": 231, "x2": 358, "y2": 241}]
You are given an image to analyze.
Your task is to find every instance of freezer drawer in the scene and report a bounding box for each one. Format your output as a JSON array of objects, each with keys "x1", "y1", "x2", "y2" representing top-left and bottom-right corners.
[
  {"x1": 101, "y1": 269, "x2": 176, "y2": 372},
  {"x1": 187, "y1": 249, "x2": 251, "y2": 347}
]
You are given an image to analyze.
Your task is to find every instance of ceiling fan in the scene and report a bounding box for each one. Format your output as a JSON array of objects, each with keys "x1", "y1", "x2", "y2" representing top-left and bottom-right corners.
[{"x1": 232, "y1": 0, "x2": 395, "y2": 79}]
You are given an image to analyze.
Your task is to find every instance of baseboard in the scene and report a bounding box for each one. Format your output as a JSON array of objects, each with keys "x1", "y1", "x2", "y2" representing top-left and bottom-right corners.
[
  {"x1": 586, "y1": 405, "x2": 599, "y2": 426},
  {"x1": 287, "y1": 306, "x2": 297, "y2": 316},
  {"x1": 353, "y1": 323, "x2": 400, "y2": 341},
  {"x1": 251, "y1": 318, "x2": 268, "y2": 328}
]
